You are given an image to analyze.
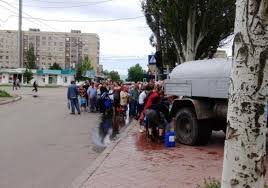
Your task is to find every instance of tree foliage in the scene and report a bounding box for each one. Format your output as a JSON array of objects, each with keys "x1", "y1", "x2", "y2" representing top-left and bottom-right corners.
[
  {"x1": 108, "y1": 71, "x2": 120, "y2": 82},
  {"x1": 127, "y1": 64, "x2": 145, "y2": 82},
  {"x1": 81, "y1": 56, "x2": 93, "y2": 74},
  {"x1": 142, "y1": 0, "x2": 235, "y2": 63},
  {"x1": 23, "y1": 68, "x2": 33, "y2": 83},
  {"x1": 103, "y1": 70, "x2": 120, "y2": 82},
  {"x1": 25, "y1": 46, "x2": 36, "y2": 69},
  {"x1": 49, "y1": 63, "x2": 62, "y2": 70},
  {"x1": 76, "y1": 56, "x2": 93, "y2": 81}
]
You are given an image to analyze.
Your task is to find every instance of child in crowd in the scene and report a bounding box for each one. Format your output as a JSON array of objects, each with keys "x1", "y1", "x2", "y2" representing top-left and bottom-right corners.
[{"x1": 79, "y1": 86, "x2": 87, "y2": 112}]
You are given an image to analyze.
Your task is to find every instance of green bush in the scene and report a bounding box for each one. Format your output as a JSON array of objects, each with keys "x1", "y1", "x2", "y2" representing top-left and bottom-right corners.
[
  {"x1": 197, "y1": 178, "x2": 220, "y2": 188},
  {"x1": 0, "y1": 90, "x2": 11, "y2": 97}
]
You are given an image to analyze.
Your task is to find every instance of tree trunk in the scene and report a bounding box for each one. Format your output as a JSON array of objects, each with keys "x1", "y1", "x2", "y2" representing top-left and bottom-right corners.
[
  {"x1": 185, "y1": 5, "x2": 196, "y2": 62},
  {"x1": 221, "y1": 0, "x2": 268, "y2": 188}
]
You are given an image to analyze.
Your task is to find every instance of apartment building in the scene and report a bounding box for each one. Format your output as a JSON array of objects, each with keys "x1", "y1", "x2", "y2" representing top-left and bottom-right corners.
[{"x1": 0, "y1": 29, "x2": 100, "y2": 72}]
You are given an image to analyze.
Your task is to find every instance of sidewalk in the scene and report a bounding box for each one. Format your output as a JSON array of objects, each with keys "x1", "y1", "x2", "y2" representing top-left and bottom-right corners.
[
  {"x1": 77, "y1": 121, "x2": 268, "y2": 188},
  {"x1": 0, "y1": 95, "x2": 21, "y2": 105}
]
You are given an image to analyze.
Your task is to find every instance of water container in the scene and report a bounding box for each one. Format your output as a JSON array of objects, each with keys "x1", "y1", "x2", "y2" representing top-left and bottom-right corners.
[{"x1": 165, "y1": 131, "x2": 176, "y2": 148}]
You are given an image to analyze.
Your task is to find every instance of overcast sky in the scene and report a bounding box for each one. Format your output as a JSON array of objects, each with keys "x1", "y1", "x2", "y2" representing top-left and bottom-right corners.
[{"x1": 0, "y1": 0, "x2": 154, "y2": 76}]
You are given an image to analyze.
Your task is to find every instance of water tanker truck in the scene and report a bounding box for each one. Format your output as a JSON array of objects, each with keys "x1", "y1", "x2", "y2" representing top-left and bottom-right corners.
[{"x1": 165, "y1": 58, "x2": 232, "y2": 145}]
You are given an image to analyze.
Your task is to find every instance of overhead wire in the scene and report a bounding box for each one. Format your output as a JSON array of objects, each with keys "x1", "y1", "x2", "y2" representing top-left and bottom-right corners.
[
  {"x1": 0, "y1": 0, "x2": 58, "y2": 31},
  {"x1": 22, "y1": 0, "x2": 113, "y2": 8},
  {"x1": 24, "y1": 0, "x2": 112, "y2": 4},
  {"x1": 0, "y1": 4, "x2": 50, "y2": 30},
  {"x1": 22, "y1": 16, "x2": 144, "y2": 23}
]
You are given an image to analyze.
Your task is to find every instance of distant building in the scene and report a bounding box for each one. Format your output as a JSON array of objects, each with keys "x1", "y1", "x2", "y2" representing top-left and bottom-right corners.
[
  {"x1": 0, "y1": 68, "x2": 75, "y2": 86},
  {"x1": 0, "y1": 29, "x2": 100, "y2": 73}
]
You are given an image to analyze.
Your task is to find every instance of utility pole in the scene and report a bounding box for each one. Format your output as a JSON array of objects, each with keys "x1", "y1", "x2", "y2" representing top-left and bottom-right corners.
[{"x1": 18, "y1": 0, "x2": 22, "y2": 67}]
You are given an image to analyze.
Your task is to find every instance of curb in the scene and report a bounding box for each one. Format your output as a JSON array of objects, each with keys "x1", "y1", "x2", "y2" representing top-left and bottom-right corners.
[
  {"x1": 70, "y1": 120, "x2": 137, "y2": 188},
  {"x1": 0, "y1": 95, "x2": 22, "y2": 105}
]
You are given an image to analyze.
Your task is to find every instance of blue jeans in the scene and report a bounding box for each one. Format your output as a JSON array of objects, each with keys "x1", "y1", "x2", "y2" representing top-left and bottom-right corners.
[
  {"x1": 70, "y1": 98, "x2": 80, "y2": 114},
  {"x1": 89, "y1": 96, "x2": 97, "y2": 112},
  {"x1": 129, "y1": 100, "x2": 137, "y2": 116}
]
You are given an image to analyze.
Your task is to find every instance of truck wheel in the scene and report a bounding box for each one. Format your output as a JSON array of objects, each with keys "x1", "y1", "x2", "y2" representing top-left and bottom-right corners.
[
  {"x1": 175, "y1": 108, "x2": 212, "y2": 145},
  {"x1": 175, "y1": 108, "x2": 199, "y2": 145}
]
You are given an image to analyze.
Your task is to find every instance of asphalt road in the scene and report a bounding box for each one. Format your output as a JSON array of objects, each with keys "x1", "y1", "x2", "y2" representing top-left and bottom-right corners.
[{"x1": 0, "y1": 87, "x2": 100, "y2": 188}]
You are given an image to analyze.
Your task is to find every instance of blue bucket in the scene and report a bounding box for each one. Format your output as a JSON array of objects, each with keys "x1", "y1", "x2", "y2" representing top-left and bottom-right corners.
[{"x1": 165, "y1": 131, "x2": 176, "y2": 148}]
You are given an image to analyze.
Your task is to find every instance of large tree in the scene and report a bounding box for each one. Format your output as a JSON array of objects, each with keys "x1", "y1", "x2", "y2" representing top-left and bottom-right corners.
[
  {"x1": 25, "y1": 46, "x2": 36, "y2": 69},
  {"x1": 142, "y1": 0, "x2": 235, "y2": 63},
  {"x1": 127, "y1": 64, "x2": 145, "y2": 82},
  {"x1": 221, "y1": 0, "x2": 268, "y2": 187}
]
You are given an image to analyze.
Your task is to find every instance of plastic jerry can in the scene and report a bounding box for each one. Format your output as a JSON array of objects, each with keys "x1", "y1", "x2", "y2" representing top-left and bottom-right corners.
[{"x1": 165, "y1": 131, "x2": 176, "y2": 148}]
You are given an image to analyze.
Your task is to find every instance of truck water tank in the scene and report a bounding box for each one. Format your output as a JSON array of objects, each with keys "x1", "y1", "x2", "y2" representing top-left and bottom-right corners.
[
  {"x1": 170, "y1": 58, "x2": 232, "y2": 80},
  {"x1": 166, "y1": 58, "x2": 232, "y2": 99}
]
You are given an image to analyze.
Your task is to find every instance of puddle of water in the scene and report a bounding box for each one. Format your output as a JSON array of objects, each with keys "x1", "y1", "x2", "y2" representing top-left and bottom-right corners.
[
  {"x1": 208, "y1": 151, "x2": 218, "y2": 155},
  {"x1": 135, "y1": 133, "x2": 165, "y2": 152}
]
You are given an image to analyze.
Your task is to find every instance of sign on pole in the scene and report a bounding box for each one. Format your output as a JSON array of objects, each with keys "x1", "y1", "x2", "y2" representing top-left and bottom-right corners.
[{"x1": 148, "y1": 55, "x2": 156, "y2": 64}]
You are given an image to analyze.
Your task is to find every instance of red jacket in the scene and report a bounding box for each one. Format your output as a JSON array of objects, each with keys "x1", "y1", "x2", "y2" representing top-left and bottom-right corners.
[{"x1": 139, "y1": 91, "x2": 160, "y2": 121}]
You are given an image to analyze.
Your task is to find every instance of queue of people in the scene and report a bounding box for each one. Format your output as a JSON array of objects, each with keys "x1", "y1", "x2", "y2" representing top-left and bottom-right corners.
[{"x1": 67, "y1": 79, "x2": 170, "y2": 142}]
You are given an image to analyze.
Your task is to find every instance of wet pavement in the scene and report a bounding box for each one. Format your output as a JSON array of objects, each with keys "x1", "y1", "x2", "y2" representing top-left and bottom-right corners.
[
  {"x1": 81, "y1": 122, "x2": 268, "y2": 188},
  {"x1": 92, "y1": 110, "x2": 131, "y2": 152}
]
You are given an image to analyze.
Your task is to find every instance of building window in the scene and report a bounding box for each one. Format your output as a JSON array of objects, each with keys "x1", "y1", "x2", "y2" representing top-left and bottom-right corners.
[
  {"x1": 0, "y1": 56, "x2": 2, "y2": 59},
  {"x1": 48, "y1": 36, "x2": 52, "y2": 40},
  {"x1": 6, "y1": 56, "x2": 8, "y2": 59},
  {"x1": 48, "y1": 57, "x2": 51, "y2": 60},
  {"x1": 42, "y1": 41, "x2": 46, "y2": 45},
  {"x1": 42, "y1": 36, "x2": 46, "y2": 40},
  {"x1": 54, "y1": 42, "x2": 57, "y2": 46}
]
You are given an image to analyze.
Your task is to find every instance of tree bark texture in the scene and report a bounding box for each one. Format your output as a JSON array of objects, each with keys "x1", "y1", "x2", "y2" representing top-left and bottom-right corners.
[{"x1": 221, "y1": 0, "x2": 268, "y2": 188}]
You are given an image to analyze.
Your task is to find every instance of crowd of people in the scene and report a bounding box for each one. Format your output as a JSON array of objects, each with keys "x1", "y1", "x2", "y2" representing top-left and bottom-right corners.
[{"x1": 67, "y1": 79, "x2": 171, "y2": 142}]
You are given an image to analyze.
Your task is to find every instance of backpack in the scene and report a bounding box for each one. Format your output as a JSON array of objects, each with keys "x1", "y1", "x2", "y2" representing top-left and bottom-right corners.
[{"x1": 104, "y1": 98, "x2": 112, "y2": 109}]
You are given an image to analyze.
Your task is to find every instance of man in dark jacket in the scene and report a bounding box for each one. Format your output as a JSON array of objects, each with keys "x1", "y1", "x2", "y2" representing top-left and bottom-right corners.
[
  {"x1": 99, "y1": 83, "x2": 108, "y2": 113},
  {"x1": 67, "y1": 81, "x2": 80, "y2": 115}
]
